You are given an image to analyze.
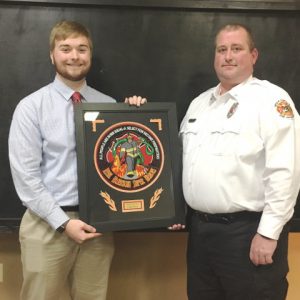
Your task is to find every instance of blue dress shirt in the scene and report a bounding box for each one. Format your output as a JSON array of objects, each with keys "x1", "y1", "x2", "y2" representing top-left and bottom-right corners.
[{"x1": 8, "y1": 76, "x2": 115, "y2": 229}]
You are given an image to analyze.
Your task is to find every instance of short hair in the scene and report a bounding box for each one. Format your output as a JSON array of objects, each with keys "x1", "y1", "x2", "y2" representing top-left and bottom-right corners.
[
  {"x1": 215, "y1": 24, "x2": 256, "y2": 51},
  {"x1": 49, "y1": 20, "x2": 93, "y2": 52}
]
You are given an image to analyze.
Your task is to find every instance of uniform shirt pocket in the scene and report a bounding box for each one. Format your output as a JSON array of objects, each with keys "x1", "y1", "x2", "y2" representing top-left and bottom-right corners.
[
  {"x1": 208, "y1": 121, "x2": 241, "y2": 156},
  {"x1": 180, "y1": 120, "x2": 199, "y2": 154}
]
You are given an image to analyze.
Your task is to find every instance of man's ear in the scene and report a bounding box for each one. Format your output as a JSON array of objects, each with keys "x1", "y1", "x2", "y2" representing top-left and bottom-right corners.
[
  {"x1": 251, "y1": 48, "x2": 259, "y2": 65},
  {"x1": 50, "y1": 52, "x2": 54, "y2": 65}
]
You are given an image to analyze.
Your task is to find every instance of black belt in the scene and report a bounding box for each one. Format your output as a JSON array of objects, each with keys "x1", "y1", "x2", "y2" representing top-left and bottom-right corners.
[
  {"x1": 61, "y1": 205, "x2": 79, "y2": 212},
  {"x1": 193, "y1": 210, "x2": 262, "y2": 224}
]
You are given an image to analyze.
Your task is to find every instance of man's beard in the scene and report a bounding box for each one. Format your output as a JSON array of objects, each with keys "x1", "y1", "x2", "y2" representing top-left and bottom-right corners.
[{"x1": 53, "y1": 61, "x2": 90, "y2": 82}]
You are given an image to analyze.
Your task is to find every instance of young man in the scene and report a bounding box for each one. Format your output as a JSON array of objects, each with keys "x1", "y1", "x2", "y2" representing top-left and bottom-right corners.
[
  {"x1": 8, "y1": 20, "x2": 145, "y2": 300},
  {"x1": 179, "y1": 24, "x2": 300, "y2": 299}
]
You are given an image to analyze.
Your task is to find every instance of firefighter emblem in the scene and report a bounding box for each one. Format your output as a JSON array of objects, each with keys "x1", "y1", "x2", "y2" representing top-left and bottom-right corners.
[
  {"x1": 275, "y1": 99, "x2": 294, "y2": 118},
  {"x1": 94, "y1": 122, "x2": 164, "y2": 193}
]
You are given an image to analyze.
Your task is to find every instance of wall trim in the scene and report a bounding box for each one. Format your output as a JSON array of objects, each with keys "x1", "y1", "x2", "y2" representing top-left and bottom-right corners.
[{"x1": 0, "y1": 0, "x2": 300, "y2": 11}]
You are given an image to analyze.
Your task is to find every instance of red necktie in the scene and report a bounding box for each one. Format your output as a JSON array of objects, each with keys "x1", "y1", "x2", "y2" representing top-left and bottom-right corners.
[{"x1": 71, "y1": 92, "x2": 82, "y2": 104}]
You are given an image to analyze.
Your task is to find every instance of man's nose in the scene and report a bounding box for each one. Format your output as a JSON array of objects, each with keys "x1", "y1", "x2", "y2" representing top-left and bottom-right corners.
[
  {"x1": 70, "y1": 49, "x2": 79, "y2": 59},
  {"x1": 225, "y1": 49, "x2": 233, "y2": 60}
]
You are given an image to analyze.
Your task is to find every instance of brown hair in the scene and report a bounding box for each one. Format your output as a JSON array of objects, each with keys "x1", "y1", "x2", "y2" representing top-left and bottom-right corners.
[
  {"x1": 49, "y1": 20, "x2": 93, "y2": 52},
  {"x1": 215, "y1": 24, "x2": 256, "y2": 51}
]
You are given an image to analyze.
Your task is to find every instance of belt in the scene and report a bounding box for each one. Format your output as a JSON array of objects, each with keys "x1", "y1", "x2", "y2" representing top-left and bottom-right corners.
[
  {"x1": 61, "y1": 205, "x2": 79, "y2": 212},
  {"x1": 193, "y1": 210, "x2": 262, "y2": 224}
]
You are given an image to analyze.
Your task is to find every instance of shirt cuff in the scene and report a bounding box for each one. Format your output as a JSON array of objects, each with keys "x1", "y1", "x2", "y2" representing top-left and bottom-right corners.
[{"x1": 44, "y1": 206, "x2": 70, "y2": 230}]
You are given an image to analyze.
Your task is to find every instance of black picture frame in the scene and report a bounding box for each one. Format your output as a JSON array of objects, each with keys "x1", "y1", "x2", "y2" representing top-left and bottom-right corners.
[{"x1": 74, "y1": 102, "x2": 185, "y2": 232}]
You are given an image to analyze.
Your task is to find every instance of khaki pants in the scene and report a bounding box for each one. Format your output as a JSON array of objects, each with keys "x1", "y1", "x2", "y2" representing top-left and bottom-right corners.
[{"x1": 19, "y1": 210, "x2": 114, "y2": 300}]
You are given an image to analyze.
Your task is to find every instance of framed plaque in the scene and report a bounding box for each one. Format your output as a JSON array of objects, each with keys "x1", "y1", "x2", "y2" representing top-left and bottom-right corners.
[{"x1": 74, "y1": 102, "x2": 185, "y2": 232}]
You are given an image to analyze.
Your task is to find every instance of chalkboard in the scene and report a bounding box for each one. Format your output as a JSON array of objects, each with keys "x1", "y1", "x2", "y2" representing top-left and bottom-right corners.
[{"x1": 1, "y1": 0, "x2": 300, "y2": 230}]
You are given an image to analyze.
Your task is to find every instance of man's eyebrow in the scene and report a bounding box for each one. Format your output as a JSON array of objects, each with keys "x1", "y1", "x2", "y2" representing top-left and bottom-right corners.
[
  {"x1": 58, "y1": 44, "x2": 89, "y2": 48},
  {"x1": 231, "y1": 43, "x2": 243, "y2": 47},
  {"x1": 216, "y1": 45, "x2": 227, "y2": 49}
]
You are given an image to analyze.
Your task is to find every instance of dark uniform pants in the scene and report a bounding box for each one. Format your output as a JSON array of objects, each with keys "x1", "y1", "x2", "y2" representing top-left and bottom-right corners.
[{"x1": 187, "y1": 212, "x2": 289, "y2": 300}]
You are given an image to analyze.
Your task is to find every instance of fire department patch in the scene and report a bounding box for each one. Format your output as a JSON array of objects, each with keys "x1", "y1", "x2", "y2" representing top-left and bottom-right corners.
[
  {"x1": 275, "y1": 99, "x2": 294, "y2": 118},
  {"x1": 94, "y1": 122, "x2": 164, "y2": 193}
]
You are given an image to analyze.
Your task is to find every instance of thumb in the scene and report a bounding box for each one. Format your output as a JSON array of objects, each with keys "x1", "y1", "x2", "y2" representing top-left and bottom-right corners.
[{"x1": 82, "y1": 223, "x2": 97, "y2": 233}]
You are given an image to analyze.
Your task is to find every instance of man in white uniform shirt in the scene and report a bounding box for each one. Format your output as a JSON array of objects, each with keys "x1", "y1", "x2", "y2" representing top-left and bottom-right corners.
[
  {"x1": 9, "y1": 20, "x2": 146, "y2": 300},
  {"x1": 179, "y1": 24, "x2": 300, "y2": 299}
]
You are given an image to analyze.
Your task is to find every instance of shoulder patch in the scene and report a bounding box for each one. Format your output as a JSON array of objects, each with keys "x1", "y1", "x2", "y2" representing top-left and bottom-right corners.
[{"x1": 275, "y1": 99, "x2": 294, "y2": 118}]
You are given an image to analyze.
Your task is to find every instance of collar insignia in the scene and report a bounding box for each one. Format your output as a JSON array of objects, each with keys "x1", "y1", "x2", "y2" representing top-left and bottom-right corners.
[{"x1": 227, "y1": 102, "x2": 239, "y2": 118}]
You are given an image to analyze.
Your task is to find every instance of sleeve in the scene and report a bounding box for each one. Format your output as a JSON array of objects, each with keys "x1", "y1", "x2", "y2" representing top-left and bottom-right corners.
[
  {"x1": 8, "y1": 100, "x2": 69, "y2": 229},
  {"x1": 257, "y1": 91, "x2": 300, "y2": 239}
]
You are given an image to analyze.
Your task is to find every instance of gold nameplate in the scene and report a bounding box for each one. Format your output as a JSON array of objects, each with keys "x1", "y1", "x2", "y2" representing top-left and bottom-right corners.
[{"x1": 122, "y1": 199, "x2": 145, "y2": 212}]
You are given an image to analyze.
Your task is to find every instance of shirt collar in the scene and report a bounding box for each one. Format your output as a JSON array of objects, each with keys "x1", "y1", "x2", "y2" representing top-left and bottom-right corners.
[
  {"x1": 53, "y1": 76, "x2": 88, "y2": 102},
  {"x1": 209, "y1": 75, "x2": 253, "y2": 104}
]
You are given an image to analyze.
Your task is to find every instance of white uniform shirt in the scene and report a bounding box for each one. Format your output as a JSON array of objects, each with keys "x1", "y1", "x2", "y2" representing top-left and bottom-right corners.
[{"x1": 180, "y1": 77, "x2": 300, "y2": 239}]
